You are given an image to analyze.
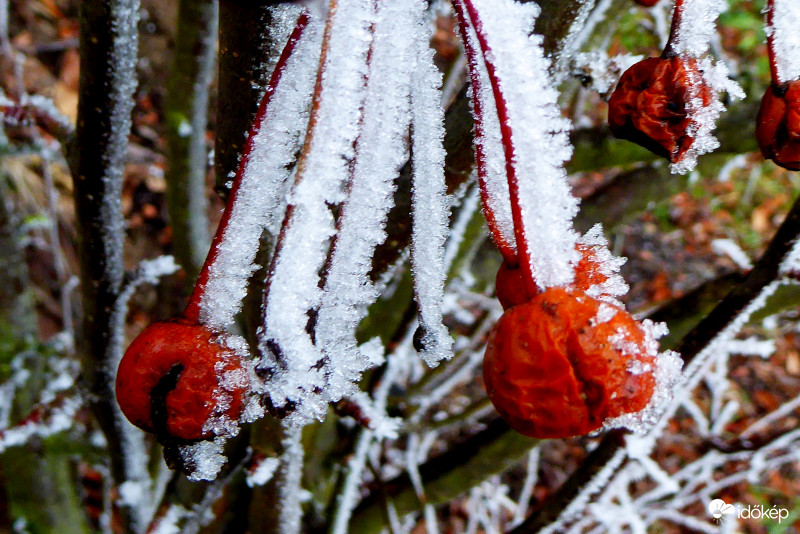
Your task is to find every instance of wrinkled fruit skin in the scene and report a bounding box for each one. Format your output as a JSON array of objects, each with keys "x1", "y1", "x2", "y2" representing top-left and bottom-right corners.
[
  {"x1": 116, "y1": 320, "x2": 247, "y2": 441},
  {"x1": 483, "y1": 288, "x2": 655, "y2": 438},
  {"x1": 496, "y1": 246, "x2": 608, "y2": 310},
  {"x1": 756, "y1": 82, "x2": 800, "y2": 171},
  {"x1": 608, "y1": 56, "x2": 712, "y2": 163}
]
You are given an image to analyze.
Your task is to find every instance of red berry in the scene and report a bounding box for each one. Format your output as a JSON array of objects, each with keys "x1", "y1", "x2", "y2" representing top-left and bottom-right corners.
[
  {"x1": 495, "y1": 260, "x2": 537, "y2": 310},
  {"x1": 633, "y1": 0, "x2": 659, "y2": 6},
  {"x1": 483, "y1": 288, "x2": 655, "y2": 438},
  {"x1": 115, "y1": 320, "x2": 249, "y2": 441},
  {"x1": 756, "y1": 82, "x2": 800, "y2": 171},
  {"x1": 608, "y1": 56, "x2": 712, "y2": 163}
]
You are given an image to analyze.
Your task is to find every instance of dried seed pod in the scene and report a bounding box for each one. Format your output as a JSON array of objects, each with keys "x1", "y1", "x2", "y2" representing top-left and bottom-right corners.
[
  {"x1": 608, "y1": 56, "x2": 712, "y2": 163},
  {"x1": 756, "y1": 82, "x2": 800, "y2": 171},
  {"x1": 483, "y1": 288, "x2": 655, "y2": 438},
  {"x1": 115, "y1": 320, "x2": 249, "y2": 441}
]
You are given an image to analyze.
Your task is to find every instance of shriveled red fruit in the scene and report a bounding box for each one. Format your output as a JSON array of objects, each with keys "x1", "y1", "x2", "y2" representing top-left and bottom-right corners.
[
  {"x1": 496, "y1": 245, "x2": 609, "y2": 310},
  {"x1": 116, "y1": 320, "x2": 248, "y2": 441},
  {"x1": 608, "y1": 56, "x2": 712, "y2": 163},
  {"x1": 483, "y1": 288, "x2": 655, "y2": 438},
  {"x1": 756, "y1": 82, "x2": 800, "y2": 171}
]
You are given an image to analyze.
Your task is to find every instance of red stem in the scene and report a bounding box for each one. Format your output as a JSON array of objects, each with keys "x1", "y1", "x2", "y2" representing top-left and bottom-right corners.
[
  {"x1": 453, "y1": 0, "x2": 538, "y2": 295},
  {"x1": 765, "y1": 0, "x2": 782, "y2": 85},
  {"x1": 183, "y1": 11, "x2": 310, "y2": 324},
  {"x1": 452, "y1": 9, "x2": 517, "y2": 264},
  {"x1": 662, "y1": 0, "x2": 684, "y2": 58}
]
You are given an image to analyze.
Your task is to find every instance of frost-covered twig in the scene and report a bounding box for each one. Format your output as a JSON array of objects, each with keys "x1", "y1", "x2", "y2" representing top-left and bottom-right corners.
[
  {"x1": 0, "y1": 393, "x2": 80, "y2": 453},
  {"x1": 259, "y1": 0, "x2": 375, "y2": 424},
  {"x1": 69, "y1": 1, "x2": 145, "y2": 530},
  {"x1": 349, "y1": 418, "x2": 537, "y2": 533},
  {"x1": 454, "y1": 0, "x2": 579, "y2": 292},
  {"x1": 187, "y1": 10, "x2": 316, "y2": 329},
  {"x1": 0, "y1": 94, "x2": 74, "y2": 146}
]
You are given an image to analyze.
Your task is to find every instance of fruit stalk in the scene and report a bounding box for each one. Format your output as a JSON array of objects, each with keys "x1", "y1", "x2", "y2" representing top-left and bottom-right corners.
[
  {"x1": 184, "y1": 11, "x2": 310, "y2": 323},
  {"x1": 452, "y1": 0, "x2": 538, "y2": 296}
]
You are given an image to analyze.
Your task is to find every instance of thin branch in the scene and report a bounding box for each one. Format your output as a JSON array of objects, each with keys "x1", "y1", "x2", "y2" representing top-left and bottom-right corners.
[
  {"x1": 348, "y1": 419, "x2": 537, "y2": 534},
  {"x1": 68, "y1": 1, "x2": 143, "y2": 530}
]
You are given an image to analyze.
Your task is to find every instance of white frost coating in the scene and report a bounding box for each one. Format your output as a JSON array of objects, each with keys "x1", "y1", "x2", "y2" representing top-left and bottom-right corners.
[
  {"x1": 19, "y1": 94, "x2": 72, "y2": 131},
  {"x1": 711, "y1": 238, "x2": 753, "y2": 270},
  {"x1": 0, "y1": 396, "x2": 80, "y2": 453},
  {"x1": 330, "y1": 340, "x2": 396, "y2": 534},
  {"x1": 278, "y1": 425, "x2": 305, "y2": 534},
  {"x1": 410, "y1": 10, "x2": 454, "y2": 366},
  {"x1": 603, "y1": 320, "x2": 683, "y2": 435},
  {"x1": 578, "y1": 224, "x2": 629, "y2": 301},
  {"x1": 260, "y1": 0, "x2": 376, "y2": 424},
  {"x1": 463, "y1": 19, "x2": 516, "y2": 254},
  {"x1": 181, "y1": 437, "x2": 227, "y2": 482},
  {"x1": 512, "y1": 448, "x2": 540, "y2": 525},
  {"x1": 150, "y1": 505, "x2": 190, "y2": 534},
  {"x1": 667, "y1": 0, "x2": 745, "y2": 174},
  {"x1": 467, "y1": 0, "x2": 580, "y2": 289},
  {"x1": 671, "y1": 58, "x2": 744, "y2": 174},
  {"x1": 538, "y1": 449, "x2": 628, "y2": 534},
  {"x1": 671, "y1": 0, "x2": 726, "y2": 58},
  {"x1": 199, "y1": 17, "x2": 322, "y2": 331},
  {"x1": 246, "y1": 456, "x2": 280, "y2": 488},
  {"x1": 767, "y1": 0, "x2": 800, "y2": 83},
  {"x1": 570, "y1": 51, "x2": 645, "y2": 95},
  {"x1": 442, "y1": 184, "x2": 480, "y2": 272},
  {"x1": 315, "y1": 0, "x2": 419, "y2": 405},
  {"x1": 779, "y1": 238, "x2": 800, "y2": 275},
  {"x1": 724, "y1": 337, "x2": 775, "y2": 359},
  {"x1": 138, "y1": 255, "x2": 180, "y2": 283}
]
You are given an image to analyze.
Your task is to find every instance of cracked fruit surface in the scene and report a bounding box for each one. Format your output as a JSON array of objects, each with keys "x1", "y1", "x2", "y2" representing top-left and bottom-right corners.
[
  {"x1": 483, "y1": 288, "x2": 655, "y2": 438},
  {"x1": 116, "y1": 320, "x2": 247, "y2": 441}
]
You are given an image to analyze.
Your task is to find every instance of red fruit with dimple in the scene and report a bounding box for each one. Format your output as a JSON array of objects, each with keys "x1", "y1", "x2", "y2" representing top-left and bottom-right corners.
[
  {"x1": 608, "y1": 56, "x2": 712, "y2": 163},
  {"x1": 115, "y1": 320, "x2": 248, "y2": 441},
  {"x1": 756, "y1": 82, "x2": 800, "y2": 171},
  {"x1": 483, "y1": 287, "x2": 655, "y2": 438}
]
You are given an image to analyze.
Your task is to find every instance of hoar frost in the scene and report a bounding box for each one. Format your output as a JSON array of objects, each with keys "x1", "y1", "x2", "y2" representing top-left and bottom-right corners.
[
  {"x1": 668, "y1": 0, "x2": 745, "y2": 174},
  {"x1": 766, "y1": 0, "x2": 800, "y2": 83}
]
